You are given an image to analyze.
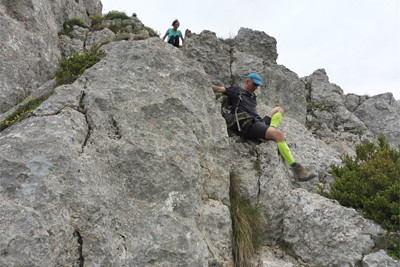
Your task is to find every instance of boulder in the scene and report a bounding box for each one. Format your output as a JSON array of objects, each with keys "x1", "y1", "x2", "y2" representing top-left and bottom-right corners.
[
  {"x1": 72, "y1": 25, "x2": 89, "y2": 43},
  {"x1": 59, "y1": 34, "x2": 85, "y2": 57},
  {"x1": 82, "y1": 0, "x2": 102, "y2": 16},
  {"x1": 85, "y1": 28, "x2": 116, "y2": 50},
  {"x1": 234, "y1": 27, "x2": 278, "y2": 63},
  {"x1": 283, "y1": 189, "x2": 382, "y2": 267},
  {"x1": 362, "y1": 249, "x2": 398, "y2": 267},
  {"x1": 184, "y1": 30, "x2": 232, "y2": 86}
]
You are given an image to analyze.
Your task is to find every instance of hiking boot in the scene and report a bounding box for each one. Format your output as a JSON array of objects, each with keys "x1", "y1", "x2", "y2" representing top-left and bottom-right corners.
[{"x1": 292, "y1": 163, "x2": 317, "y2": 182}]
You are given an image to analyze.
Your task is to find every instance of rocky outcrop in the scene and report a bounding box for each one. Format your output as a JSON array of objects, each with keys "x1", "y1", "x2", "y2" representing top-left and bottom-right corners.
[
  {"x1": 353, "y1": 93, "x2": 400, "y2": 149},
  {"x1": 283, "y1": 189, "x2": 382, "y2": 267},
  {"x1": 304, "y1": 69, "x2": 399, "y2": 151},
  {"x1": 234, "y1": 27, "x2": 278, "y2": 63},
  {"x1": 304, "y1": 69, "x2": 377, "y2": 155},
  {"x1": 184, "y1": 30, "x2": 232, "y2": 86},
  {"x1": 0, "y1": 0, "x2": 102, "y2": 114},
  {"x1": 184, "y1": 27, "x2": 307, "y2": 124},
  {"x1": 362, "y1": 250, "x2": 399, "y2": 267}
]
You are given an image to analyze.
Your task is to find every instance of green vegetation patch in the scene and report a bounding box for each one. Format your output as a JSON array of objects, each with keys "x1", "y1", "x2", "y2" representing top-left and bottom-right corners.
[
  {"x1": 103, "y1": 10, "x2": 130, "y2": 21},
  {"x1": 54, "y1": 45, "x2": 105, "y2": 86},
  {"x1": 63, "y1": 17, "x2": 90, "y2": 38},
  {"x1": 320, "y1": 134, "x2": 399, "y2": 258},
  {"x1": 89, "y1": 14, "x2": 103, "y2": 26},
  {"x1": 0, "y1": 93, "x2": 53, "y2": 132},
  {"x1": 144, "y1": 26, "x2": 160, "y2": 37},
  {"x1": 229, "y1": 171, "x2": 265, "y2": 267},
  {"x1": 374, "y1": 231, "x2": 400, "y2": 260}
]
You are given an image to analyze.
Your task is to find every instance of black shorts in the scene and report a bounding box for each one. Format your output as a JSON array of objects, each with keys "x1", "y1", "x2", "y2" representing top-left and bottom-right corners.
[{"x1": 242, "y1": 116, "x2": 271, "y2": 140}]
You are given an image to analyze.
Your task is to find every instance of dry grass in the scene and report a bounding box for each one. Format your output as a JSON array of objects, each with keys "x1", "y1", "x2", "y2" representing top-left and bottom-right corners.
[{"x1": 229, "y1": 171, "x2": 265, "y2": 267}]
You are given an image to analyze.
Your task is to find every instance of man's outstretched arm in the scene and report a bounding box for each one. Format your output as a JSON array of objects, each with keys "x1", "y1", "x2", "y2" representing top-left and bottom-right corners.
[{"x1": 211, "y1": 85, "x2": 227, "y2": 94}]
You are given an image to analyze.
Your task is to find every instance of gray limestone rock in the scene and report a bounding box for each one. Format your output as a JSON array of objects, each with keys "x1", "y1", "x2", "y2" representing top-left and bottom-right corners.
[
  {"x1": 235, "y1": 27, "x2": 278, "y2": 63},
  {"x1": 72, "y1": 25, "x2": 89, "y2": 43},
  {"x1": 200, "y1": 199, "x2": 233, "y2": 266},
  {"x1": 253, "y1": 245, "x2": 304, "y2": 267},
  {"x1": 0, "y1": 0, "x2": 101, "y2": 114},
  {"x1": 184, "y1": 30, "x2": 232, "y2": 86},
  {"x1": 304, "y1": 69, "x2": 377, "y2": 154},
  {"x1": 353, "y1": 93, "x2": 400, "y2": 148},
  {"x1": 362, "y1": 250, "x2": 398, "y2": 267},
  {"x1": 33, "y1": 83, "x2": 83, "y2": 116},
  {"x1": 82, "y1": 0, "x2": 102, "y2": 16},
  {"x1": 0, "y1": 38, "x2": 232, "y2": 266},
  {"x1": 59, "y1": 34, "x2": 85, "y2": 57},
  {"x1": 283, "y1": 189, "x2": 379, "y2": 267},
  {"x1": 0, "y1": 79, "x2": 56, "y2": 124},
  {"x1": 85, "y1": 28, "x2": 116, "y2": 49},
  {"x1": 345, "y1": 93, "x2": 363, "y2": 112},
  {"x1": 228, "y1": 108, "x2": 341, "y2": 242}
]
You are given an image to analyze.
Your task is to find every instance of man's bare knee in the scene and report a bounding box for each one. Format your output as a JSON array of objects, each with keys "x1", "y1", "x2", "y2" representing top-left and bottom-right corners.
[
  {"x1": 265, "y1": 127, "x2": 285, "y2": 142},
  {"x1": 267, "y1": 107, "x2": 284, "y2": 118}
]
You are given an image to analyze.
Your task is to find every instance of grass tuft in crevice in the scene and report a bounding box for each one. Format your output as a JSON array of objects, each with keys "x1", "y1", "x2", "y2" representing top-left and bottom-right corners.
[{"x1": 229, "y1": 170, "x2": 265, "y2": 267}]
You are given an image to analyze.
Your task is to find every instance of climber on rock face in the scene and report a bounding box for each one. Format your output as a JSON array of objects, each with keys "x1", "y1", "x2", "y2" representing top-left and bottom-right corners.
[
  {"x1": 162, "y1": 19, "x2": 184, "y2": 48},
  {"x1": 211, "y1": 73, "x2": 317, "y2": 182}
]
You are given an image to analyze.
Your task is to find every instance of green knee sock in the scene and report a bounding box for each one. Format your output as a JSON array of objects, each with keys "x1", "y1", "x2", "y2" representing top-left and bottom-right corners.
[
  {"x1": 270, "y1": 112, "x2": 283, "y2": 128},
  {"x1": 277, "y1": 141, "x2": 295, "y2": 165}
]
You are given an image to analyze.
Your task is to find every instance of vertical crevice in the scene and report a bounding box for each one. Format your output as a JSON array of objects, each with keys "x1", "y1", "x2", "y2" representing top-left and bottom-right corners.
[
  {"x1": 78, "y1": 91, "x2": 91, "y2": 153},
  {"x1": 229, "y1": 46, "x2": 235, "y2": 86},
  {"x1": 249, "y1": 144, "x2": 262, "y2": 202},
  {"x1": 108, "y1": 116, "x2": 121, "y2": 140},
  {"x1": 73, "y1": 230, "x2": 84, "y2": 267}
]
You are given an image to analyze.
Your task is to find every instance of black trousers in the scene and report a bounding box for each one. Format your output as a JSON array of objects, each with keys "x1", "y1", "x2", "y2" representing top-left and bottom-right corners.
[{"x1": 168, "y1": 35, "x2": 180, "y2": 48}]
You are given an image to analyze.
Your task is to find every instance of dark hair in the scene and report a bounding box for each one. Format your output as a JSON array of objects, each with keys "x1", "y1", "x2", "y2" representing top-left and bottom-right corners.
[{"x1": 172, "y1": 19, "x2": 179, "y2": 27}]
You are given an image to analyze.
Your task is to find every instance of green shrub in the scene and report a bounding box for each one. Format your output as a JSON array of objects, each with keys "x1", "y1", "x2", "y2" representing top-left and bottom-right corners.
[
  {"x1": 229, "y1": 171, "x2": 265, "y2": 267},
  {"x1": 114, "y1": 32, "x2": 131, "y2": 41},
  {"x1": 144, "y1": 26, "x2": 160, "y2": 37},
  {"x1": 63, "y1": 17, "x2": 89, "y2": 37},
  {"x1": 322, "y1": 134, "x2": 399, "y2": 234},
  {"x1": 103, "y1": 10, "x2": 130, "y2": 21},
  {"x1": 89, "y1": 14, "x2": 103, "y2": 26},
  {"x1": 0, "y1": 93, "x2": 53, "y2": 132},
  {"x1": 218, "y1": 37, "x2": 234, "y2": 47},
  {"x1": 54, "y1": 46, "x2": 105, "y2": 86}
]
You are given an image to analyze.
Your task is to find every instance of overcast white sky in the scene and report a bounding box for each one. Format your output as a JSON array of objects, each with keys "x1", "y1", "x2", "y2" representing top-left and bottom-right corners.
[{"x1": 100, "y1": 0, "x2": 400, "y2": 100}]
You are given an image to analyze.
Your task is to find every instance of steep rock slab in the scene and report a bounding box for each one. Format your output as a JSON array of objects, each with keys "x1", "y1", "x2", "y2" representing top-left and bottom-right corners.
[
  {"x1": 283, "y1": 189, "x2": 381, "y2": 267},
  {"x1": 353, "y1": 93, "x2": 400, "y2": 148},
  {"x1": 231, "y1": 39, "x2": 307, "y2": 124},
  {"x1": 0, "y1": 38, "x2": 233, "y2": 266},
  {"x1": 0, "y1": 108, "x2": 89, "y2": 266},
  {"x1": 0, "y1": 0, "x2": 101, "y2": 114},
  {"x1": 79, "y1": 38, "x2": 232, "y2": 266},
  {"x1": 184, "y1": 30, "x2": 232, "y2": 86}
]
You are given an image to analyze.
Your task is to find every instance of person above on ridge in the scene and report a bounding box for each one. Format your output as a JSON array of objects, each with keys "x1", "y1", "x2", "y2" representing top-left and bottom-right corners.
[
  {"x1": 162, "y1": 19, "x2": 184, "y2": 48},
  {"x1": 211, "y1": 73, "x2": 317, "y2": 182}
]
